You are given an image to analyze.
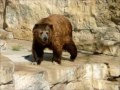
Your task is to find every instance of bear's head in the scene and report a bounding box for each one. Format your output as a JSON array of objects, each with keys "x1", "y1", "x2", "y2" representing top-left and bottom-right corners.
[{"x1": 33, "y1": 23, "x2": 52, "y2": 45}]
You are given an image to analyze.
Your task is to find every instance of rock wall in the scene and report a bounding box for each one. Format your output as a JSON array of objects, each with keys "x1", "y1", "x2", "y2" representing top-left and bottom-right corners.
[
  {"x1": 0, "y1": 0, "x2": 120, "y2": 55},
  {"x1": 0, "y1": 0, "x2": 5, "y2": 29}
]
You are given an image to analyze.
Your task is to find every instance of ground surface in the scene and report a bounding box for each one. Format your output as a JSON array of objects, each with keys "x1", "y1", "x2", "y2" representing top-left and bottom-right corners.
[
  {"x1": 1, "y1": 39, "x2": 120, "y2": 90},
  {"x1": 0, "y1": 39, "x2": 120, "y2": 70},
  {"x1": 1, "y1": 39, "x2": 120, "y2": 65}
]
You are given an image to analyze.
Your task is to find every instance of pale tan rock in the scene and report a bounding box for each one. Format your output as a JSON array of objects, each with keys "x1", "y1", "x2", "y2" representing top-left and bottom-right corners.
[
  {"x1": 0, "y1": 84, "x2": 14, "y2": 90},
  {"x1": 0, "y1": 0, "x2": 5, "y2": 29},
  {"x1": 73, "y1": 31, "x2": 95, "y2": 51},
  {"x1": 4, "y1": 0, "x2": 97, "y2": 41},
  {"x1": 0, "y1": 55, "x2": 14, "y2": 90},
  {"x1": 109, "y1": 65, "x2": 120, "y2": 77},
  {"x1": 6, "y1": 27, "x2": 32, "y2": 41},
  {"x1": 93, "y1": 80, "x2": 120, "y2": 90},
  {"x1": 14, "y1": 64, "x2": 50, "y2": 90},
  {"x1": 2, "y1": 50, "x2": 120, "y2": 90},
  {"x1": 95, "y1": 31, "x2": 120, "y2": 56}
]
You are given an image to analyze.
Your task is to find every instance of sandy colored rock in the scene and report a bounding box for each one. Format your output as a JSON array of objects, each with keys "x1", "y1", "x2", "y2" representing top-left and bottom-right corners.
[
  {"x1": 0, "y1": 0, "x2": 120, "y2": 89},
  {"x1": 4, "y1": 0, "x2": 97, "y2": 41},
  {"x1": 0, "y1": 0, "x2": 120, "y2": 55},
  {"x1": 0, "y1": 0, "x2": 5, "y2": 29},
  {"x1": 14, "y1": 64, "x2": 50, "y2": 90},
  {"x1": 0, "y1": 55, "x2": 14, "y2": 90},
  {"x1": 2, "y1": 39, "x2": 120, "y2": 90}
]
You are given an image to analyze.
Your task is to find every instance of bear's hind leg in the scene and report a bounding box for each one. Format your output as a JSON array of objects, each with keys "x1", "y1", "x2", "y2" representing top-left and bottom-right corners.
[{"x1": 63, "y1": 42, "x2": 77, "y2": 61}]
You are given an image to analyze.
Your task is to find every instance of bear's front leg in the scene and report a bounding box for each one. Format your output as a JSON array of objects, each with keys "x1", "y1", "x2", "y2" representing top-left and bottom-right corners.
[
  {"x1": 36, "y1": 49, "x2": 44, "y2": 65},
  {"x1": 32, "y1": 45, "x2": 44, "y2": 65},
  {"x1": 32, "y1": 49, "x2": 38, "y2": 65},
  {"x1": 52, "y1": 48, "x2": 62, "y2": 64}
]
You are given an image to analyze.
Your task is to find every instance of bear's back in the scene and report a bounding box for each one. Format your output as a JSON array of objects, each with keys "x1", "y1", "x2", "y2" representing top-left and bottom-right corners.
[{"x1": 40, "y1": 14, "x2": 72, "y2": 37}]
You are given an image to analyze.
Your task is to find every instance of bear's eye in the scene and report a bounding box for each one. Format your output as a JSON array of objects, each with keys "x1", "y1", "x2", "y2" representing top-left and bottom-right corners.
[
  {"x1": 46, "y1": 32, "x2": 49, "y2": 35},
  {"x1": 40, "y1": 32, "x2": 43, "y2": 34}
]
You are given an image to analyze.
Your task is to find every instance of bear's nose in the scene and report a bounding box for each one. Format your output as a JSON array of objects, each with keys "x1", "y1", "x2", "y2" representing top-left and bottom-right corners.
[{"x1": 43, "y1": 37, "x2": 47, "y2": 41}]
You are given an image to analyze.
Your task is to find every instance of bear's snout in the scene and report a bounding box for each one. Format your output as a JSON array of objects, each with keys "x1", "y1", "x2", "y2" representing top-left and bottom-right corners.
[
  {"x1": 43, "y1": 36, "x2": 48, "y2": 41},
  {"x1": 41, "y1": 35, "x2": 48, "y2": 43}
]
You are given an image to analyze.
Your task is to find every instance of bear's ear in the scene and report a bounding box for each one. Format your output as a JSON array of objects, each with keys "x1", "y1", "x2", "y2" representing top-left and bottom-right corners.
[
  {"x1": 33, "y1": 24, "x2": 39, "y2": 30},
  {"x1": 46, "y1": 24, "x2": 53, "y2": 31}
]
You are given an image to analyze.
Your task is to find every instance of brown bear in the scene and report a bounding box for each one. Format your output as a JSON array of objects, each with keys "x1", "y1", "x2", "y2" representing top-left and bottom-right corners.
[{"x1": 32, "y1": 14, "x2": 77, "y2": 65}]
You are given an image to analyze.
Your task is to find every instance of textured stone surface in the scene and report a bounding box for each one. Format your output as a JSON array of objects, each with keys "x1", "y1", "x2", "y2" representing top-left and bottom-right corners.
[
  {"x1": 0, "y1": 0, "x2": 5, "y2": 28},
  {"x1": 0, "y1": 29, "x2": 13, "y2": 39},
  {"x1": 12, "y1": 62, "x2": 119, "y2": 90},
  {"x1": 0, "y1": 0, "x2": 120, "y2": 55},
  {"x1": 0, "y1": 0, "x2": 120, "y2": 89},
  {"x1": 14, "y1": 64, "x2": 50, "y2": 90},
  {"x1": 0, "y1": 55, "x2": 14, "y2": 90},
  {"x1": 1, "y1": 39, "x2": 120, "y2": 90},
  {"x1": 4, "y1": 0, "x2": 97, "y2": 32},
  {"x1": 0, "y1": 84, "x2": 14, "y2": 90}
]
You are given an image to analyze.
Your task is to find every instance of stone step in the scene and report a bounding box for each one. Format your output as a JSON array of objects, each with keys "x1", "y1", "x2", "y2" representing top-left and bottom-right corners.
[
  {"x1": 13, "y1": 53, "x2": 120, "y2": 90},
  {"x1": 1, "y1": 50, "x2": 120, "y2": 90}
]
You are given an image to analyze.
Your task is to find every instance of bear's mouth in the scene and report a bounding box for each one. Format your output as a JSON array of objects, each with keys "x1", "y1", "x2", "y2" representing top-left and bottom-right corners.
[{"x1": 41, "y1": 41, "x2": 48, "y2": 45}]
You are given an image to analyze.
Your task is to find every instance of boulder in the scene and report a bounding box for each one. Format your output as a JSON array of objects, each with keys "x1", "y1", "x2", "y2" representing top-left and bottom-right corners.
[{"x1": 0, "y1": 55, "x2": 14, "y2": 90}]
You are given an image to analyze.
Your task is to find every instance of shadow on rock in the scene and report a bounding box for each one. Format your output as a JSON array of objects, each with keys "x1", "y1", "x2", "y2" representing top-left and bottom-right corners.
[{"x1": 23, "y1": 52, "x2": 71, "y2": 63}]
